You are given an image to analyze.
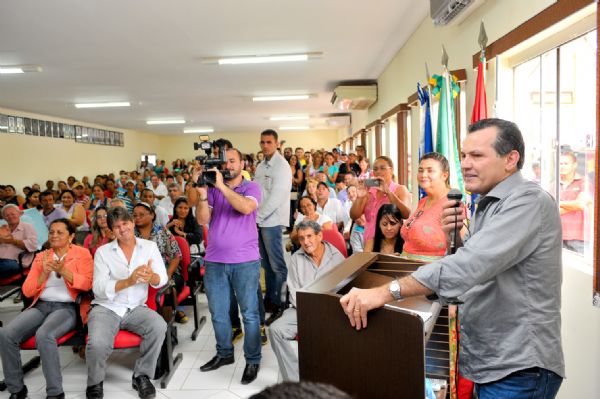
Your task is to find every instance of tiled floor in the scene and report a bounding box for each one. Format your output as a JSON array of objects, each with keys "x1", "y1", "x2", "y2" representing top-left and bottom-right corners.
[{"x1": 0, "y1": 294, "x2": 284, "y2": 399}]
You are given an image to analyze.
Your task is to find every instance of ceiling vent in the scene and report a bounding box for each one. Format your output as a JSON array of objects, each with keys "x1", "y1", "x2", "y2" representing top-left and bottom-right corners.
[
  {"x1": 331, "y1": 84, "x2": 377, "y2": 111},
  {"x1": 431, "y1": 0, "x2": 484, "y2": 26}
]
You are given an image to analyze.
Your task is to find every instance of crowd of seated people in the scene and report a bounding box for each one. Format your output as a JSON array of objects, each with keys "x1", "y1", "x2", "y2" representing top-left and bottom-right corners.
[{"x1": 0, "y1": 138, "x2": 465, "y2": 391}]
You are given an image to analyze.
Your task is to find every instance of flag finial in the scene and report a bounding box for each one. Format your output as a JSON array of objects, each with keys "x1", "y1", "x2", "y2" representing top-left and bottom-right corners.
[
  {"x1": 425, "y1": 62, "x2": 431, "y2": 83},
  {"x1": 478, "y1": 21, "x2": 488, "y2": 54},
  {"x1": 441, "y1": 45, "x2": 449, "y2": 69}
]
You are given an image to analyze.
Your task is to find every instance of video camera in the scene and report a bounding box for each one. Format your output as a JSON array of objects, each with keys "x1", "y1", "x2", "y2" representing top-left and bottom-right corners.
[{"x1": 193, "y1": 135, "x2": 231, "y2": 186}]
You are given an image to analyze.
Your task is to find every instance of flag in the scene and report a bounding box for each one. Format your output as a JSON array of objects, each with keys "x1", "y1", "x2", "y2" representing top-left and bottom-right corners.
[
  {"x1": 418, "y1": 83, "x2": 434, "y2": 198},
  {"x1": 468, "y1": 55, "x2": 488, "y2": 213},
  {"x1": 434, "y1": 70, "x2": 464, "y2": 193},
  {"x1": 418, "y1": 82, "x2": 434, "y2": 158}
]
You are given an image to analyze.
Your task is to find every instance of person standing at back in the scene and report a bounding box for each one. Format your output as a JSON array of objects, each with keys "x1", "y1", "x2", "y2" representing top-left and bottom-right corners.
[{"x1": 254, "y1": 129, "x2": 292, "y2": 325}]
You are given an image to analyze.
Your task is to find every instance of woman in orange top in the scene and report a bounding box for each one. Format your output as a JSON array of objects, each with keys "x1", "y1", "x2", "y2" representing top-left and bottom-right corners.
[
  {"x1": 400, "y1": 152, "x2": 451, "y2": 260},
  {"x1": 0, "y1": 218, "x2": 93, "y2": 399}
]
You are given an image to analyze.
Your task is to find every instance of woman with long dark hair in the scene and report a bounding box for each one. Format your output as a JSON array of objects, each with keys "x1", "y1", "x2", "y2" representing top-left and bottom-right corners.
[
  {"x1": 167, "y1": 197, "x2": 203, "y2": 248},
  {"x1": 363, "y1": 204, "x2": 404, "y2": 255}
]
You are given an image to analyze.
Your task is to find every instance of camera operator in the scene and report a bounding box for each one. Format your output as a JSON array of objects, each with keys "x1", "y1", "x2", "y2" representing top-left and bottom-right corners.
[{"x1": 193, "y1": 148, "x2": 263, "y2": 384}]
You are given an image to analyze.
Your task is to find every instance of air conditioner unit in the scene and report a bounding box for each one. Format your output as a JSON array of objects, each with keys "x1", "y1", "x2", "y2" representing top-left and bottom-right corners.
[
  {"x1": 431, "y1": 0, "x2": 483, "y2": 26},
  {"x1": 331, "y1": 85, "x2": 377, "y2": 111}
]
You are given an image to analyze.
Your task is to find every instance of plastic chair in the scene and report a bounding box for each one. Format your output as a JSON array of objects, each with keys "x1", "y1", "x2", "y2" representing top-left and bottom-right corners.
[
  {"x1": 321, "y1": 227, "x2": 348, "y2": 258},
  {"x1": 173, "y1": 236, "x2": 206, "y2": 341}
]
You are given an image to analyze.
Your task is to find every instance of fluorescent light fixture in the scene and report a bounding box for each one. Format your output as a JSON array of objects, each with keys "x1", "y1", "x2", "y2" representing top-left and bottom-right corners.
[
  {"x1": 0, "y1": 65, "x2": 42, "y2": 74},
  {"x1": 280, "y1": 126, "x2": 310, "y2": 131},
  {"x1": 219, "y1": 54, "x2": 308, "y2": 65},
  {"x1": 184, "y1": 127, "x2": 214, "y2": 134},
  {"x1": 0, "y1": 67, "x2": 24, "y2": 74},
  {"x1": 253, "y1": 95, "x2": 310, "y2": 102},
  {"x1": 75, "y1": 102, "x2": 130, "y2": 109},
  {"x1": 270, "y1": 115, "x2": 309, "y2": 121},
  {"x1": 146, "y1": 119, "x2": 186, "y2": 125}
]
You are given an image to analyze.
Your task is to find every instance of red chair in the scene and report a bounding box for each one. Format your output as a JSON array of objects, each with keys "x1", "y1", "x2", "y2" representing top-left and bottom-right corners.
[
  {"x1": 0, "y1": 291, "x2": 89, "y2": 393},
  {"x1": 173, "y1": 236, "x2": 206, "y2": 341},
  {"x1": 0, "y1": 250, "x2": 37, "y2": 302},
  {"x1": 321, "y1": 227, "x2": 348, "y2": 258},
  {"x1": 107, "y1": 284, "x2": 180, "y2": 388}
]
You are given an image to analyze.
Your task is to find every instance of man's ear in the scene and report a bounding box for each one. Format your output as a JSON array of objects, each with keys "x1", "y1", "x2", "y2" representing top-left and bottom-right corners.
[{"x1": 505, "y1": 150, "x2": 520, "y2": 172}]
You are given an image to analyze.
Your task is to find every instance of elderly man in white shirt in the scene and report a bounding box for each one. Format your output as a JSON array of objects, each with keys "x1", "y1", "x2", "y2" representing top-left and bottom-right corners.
[
  {"x1": 146, "y1": 175, "x2": 168, "y2": 204},
  {"x1": 85, "y1": 207, "x2": 168, "y2": 399},
  {"x1": 157, "y1": 183, "x2": 183, "y2": 219}
]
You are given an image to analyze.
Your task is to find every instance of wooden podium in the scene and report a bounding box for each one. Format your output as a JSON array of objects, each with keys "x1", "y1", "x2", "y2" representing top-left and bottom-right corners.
[{"x1": 297, "y1": 253, "x2": 450, "y2": 399}]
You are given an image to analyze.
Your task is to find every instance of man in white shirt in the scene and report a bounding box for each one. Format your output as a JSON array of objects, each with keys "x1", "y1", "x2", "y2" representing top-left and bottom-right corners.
[
  {"x1": 146, "y1": 175, "x2": 168, "y2": 203},
  {"x1": 141, "y1": 189, "x2": 168, "y2": 227},
  {"x1": 157, "y1": 183, "x2": 182, "y2": 219},
  {"x1": 85, "y1": 207, "x2": 168, "y2": 399},
  {"x1": 315, "y1": 182, "x2": 346, "y2": 232}
]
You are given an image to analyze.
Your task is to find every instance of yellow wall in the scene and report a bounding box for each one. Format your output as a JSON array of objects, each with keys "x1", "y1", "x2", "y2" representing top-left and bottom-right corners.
[
  {"x1": 0, "y1": 106, "x2": 162, "y2": 191},
  {"x1": 157, "y1": 129, "x2": 340, "y2": 162},
  {"x1": 0, "y1": 104, "x2": 340, "y2": 191}
]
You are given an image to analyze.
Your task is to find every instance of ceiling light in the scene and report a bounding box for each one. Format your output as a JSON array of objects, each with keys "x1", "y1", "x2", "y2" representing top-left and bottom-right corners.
[
  {"x1": 219, "y1": 54, "x2": 308, "y2": 65},
  {"x1": 0, "y1": 67, "x2": 24, "y2": 74},
  {"x1": 201, "y1": 52, "x2": 322, "y2": 66},
  {"x1": 280, "y1": 126, "x2": 310, "y2": 131},
  {"x1": 184, "y1": 127, "x2": 214, "y2": 134},
  {"x1": 0, "y1": 65, "x2": 42, "y2": 74},
  {"x1": 270, "y1": 115, "x2": 310, "y2": 121},
  {"x1": 146, "y1": 119, "x2": 186, "y2": 125},
  {"x1": 253, "y1": 95, "x2": 310, "y2": 102},
  {"x1": 75, "y1": 102, "x2": 130, "y2": 109}
]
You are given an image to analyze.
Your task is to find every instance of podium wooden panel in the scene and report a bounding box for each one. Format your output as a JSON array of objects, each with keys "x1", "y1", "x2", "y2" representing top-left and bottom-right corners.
[{"x1": 297, "y1": 253, "x2": 449, "y2": 399}]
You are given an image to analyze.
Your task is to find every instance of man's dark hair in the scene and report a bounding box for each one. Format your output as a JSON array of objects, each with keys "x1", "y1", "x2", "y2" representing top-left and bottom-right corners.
[
  {"x1": 335, "y1": 175, "x2": 346, "y2": 184},
  {"x1": 261, "y1": 129, "x2": 279, "y2": 141},
  {"x1": 317, "y1": 182, "x2": 329, "y2": 191},
  {"x1": 214, "y1": 138, "x2": 233, "y2": 150},
  {"x1": 107, "y1": 206, "x2": 133, "y2": 230},
  {"x1": 141, "y1": 188, "x2": 155, "y2": 197},
  {"x1": 249, "y1": 381, "x2": 351, "y2": 399},
  {"x1": 40, "y1": 190, "x2": 54, "y2": 199},
  {"x1": 468, "y1": 118, "x2": 525, "y2": 170}
]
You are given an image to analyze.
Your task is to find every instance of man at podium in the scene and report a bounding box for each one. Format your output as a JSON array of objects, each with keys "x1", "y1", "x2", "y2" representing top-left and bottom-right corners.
[{"x1": 340, "y1": 119, "x2": 564, "y2": 399}]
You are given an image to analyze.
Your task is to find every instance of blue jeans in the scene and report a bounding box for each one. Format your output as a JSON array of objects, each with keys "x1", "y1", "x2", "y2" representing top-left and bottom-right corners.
[
  {"x1": 204, "y1": 260, "x2": 261, "y2": 363},
  {"x1": 230, "y1": 284, "x2": 265, "y2": 327},
  {"x1": 258, "y1": 226, "x2": 287, "y2": 307},
  {"x1": 0, "y1": 258, "x2": 20, "y2": 278},
  {"x1": 476, "y1": 368, "x2": 562, "y2": 399}
]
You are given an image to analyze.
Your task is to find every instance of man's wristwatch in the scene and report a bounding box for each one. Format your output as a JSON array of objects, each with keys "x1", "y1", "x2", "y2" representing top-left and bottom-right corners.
[{"x1": 389, "y1": 278, "x2": 402, "y2": 301}]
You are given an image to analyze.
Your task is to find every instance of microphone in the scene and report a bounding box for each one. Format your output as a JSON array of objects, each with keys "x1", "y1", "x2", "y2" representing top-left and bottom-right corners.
[{"x1": 447, "y1": 189, "x2": 463, "y2": 255}]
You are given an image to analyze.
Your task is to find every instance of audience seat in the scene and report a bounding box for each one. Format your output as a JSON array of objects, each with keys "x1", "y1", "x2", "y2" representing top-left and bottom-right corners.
[
  {"x1": 173, "y1": 236, "x2": 206, "y2": 341},
  {"x1": 322, "y1": 227, "x2": 348, "y2": 258}
]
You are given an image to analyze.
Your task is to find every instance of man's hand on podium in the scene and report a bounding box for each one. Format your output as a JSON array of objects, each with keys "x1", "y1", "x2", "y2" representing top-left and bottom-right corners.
[{"x1": 339, "y1": 286, "x2": 392, "y2": 330}]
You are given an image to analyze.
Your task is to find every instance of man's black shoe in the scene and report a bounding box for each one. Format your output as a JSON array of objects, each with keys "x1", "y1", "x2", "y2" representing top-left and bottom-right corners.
[
  {"x1": 241, "y1": 363, "x2": 260, "y2": 385},
  {"x1": 265, "y1": 307, "x2": 284, "y2": 326},
  {"x1": 132, "y1": 375, "x2": 156, "y2": 399},
  {"x1": 47, "y1": 393, "x2": 65, "y2": 399},
  {"x1": 85, "y1": 382, "x2": 103, "y2": 399},
  {"x1": 9, "y1": 386, "x2": 27, "y2": 399},
  {"x1": 199, "y1": 355, "x2": 235, "y2": 372}
]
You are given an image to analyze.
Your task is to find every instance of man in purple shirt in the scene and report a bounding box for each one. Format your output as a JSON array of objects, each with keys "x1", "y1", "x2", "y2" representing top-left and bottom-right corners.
[{"x1": 195, "y1": 148, "x2": 262, "y2": 385}]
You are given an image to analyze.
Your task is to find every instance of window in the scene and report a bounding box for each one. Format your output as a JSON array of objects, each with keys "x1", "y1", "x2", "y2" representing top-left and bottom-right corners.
[
  {"x1": 140, "y1": 153, "x2": 157, "y2": 166},
  {"x1": 508, "y1": 30, "x2": 596, "y2": 264}
]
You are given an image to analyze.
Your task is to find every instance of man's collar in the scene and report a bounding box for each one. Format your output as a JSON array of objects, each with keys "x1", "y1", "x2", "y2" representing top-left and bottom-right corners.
[{"x1": 483, "y1": 171, "x2": 524, "y2": 200}]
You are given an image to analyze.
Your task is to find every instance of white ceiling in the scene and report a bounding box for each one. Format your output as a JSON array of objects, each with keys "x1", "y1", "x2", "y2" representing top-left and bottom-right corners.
[{"x1": 0, "y1": 0, "x2": 428, "y2": 135}]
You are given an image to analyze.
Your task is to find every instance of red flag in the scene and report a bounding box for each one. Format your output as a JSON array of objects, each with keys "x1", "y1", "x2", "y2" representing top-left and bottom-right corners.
[{"x1": 470, "y1": 57, "x2": 488, "y2": 123}]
